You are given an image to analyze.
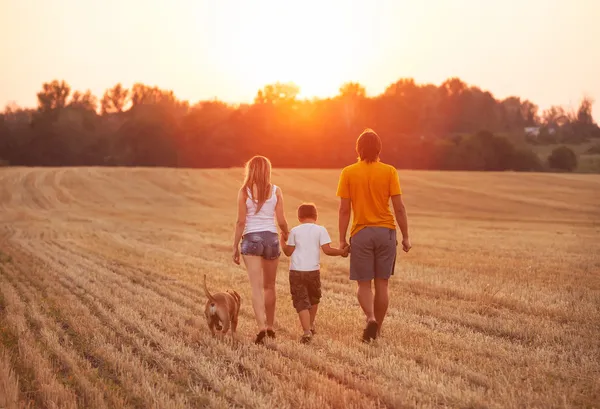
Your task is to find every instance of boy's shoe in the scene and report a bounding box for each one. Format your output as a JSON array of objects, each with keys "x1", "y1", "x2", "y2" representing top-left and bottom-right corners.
[
  {"x1": 266, "y1": 329, "x2": 276, "y2": 339},
  {"x1": 255, "y1": 330, "x2": 267, "y2": 345},
  {"x1": 300, "y1": 333, "x2": 312, "y2": 344},
  {"x1": 362, "y1": 321, "x2": 378, "y2": 343}
]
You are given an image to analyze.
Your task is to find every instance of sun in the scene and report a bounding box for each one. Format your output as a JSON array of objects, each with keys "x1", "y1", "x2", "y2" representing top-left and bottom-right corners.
[{"x1": 212, "y1": 0, "x2": 372, "y2": 101}]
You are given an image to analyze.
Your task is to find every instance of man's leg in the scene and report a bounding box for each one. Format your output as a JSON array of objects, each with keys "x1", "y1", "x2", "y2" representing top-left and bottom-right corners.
[
  {"x1": 374, "y1": 278, "x2": 389, "y2": 335},
  {"x1": 356, "y1": 280, "x2": 375, "y2": 322},
  {"x1": 350, "y1": 228, "x2": 377, "y2": 341},
  {"x1": 373, "y1": 228, "x2": 397, "y2": 337}
]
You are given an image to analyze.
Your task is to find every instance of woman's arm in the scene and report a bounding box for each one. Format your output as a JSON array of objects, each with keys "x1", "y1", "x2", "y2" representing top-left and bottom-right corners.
[
  {"x1": 232, "y1": 189, "x2": 246, "y2": 264},
  {"x1": 275, "y1": 187, "x2": 290, "y2": 241}
]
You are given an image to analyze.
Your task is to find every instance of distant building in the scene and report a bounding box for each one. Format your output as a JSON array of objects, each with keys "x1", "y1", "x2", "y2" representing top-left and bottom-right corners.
[{"x1": 524, "y1": 127, "x2": 540, "y2": 136}]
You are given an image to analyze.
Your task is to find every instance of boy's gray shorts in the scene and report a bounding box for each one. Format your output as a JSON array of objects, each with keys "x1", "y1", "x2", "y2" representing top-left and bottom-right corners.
[{"x1": 349, "y1": 227, "x2": 397, "y2": 281}]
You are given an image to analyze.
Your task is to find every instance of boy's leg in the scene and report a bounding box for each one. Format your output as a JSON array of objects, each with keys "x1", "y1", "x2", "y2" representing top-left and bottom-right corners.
[
  {"x1": 290, "y1": 271, "x2": 311, "y2": 335},
  {"x1": 306, "y1": 270, "x2": 322, "y2": 332},
  {"x1": 309, "y1": 304, "x2": 318, "y2": 331},
  {"x1": 298, "y1": 309, "x2": 311, "y2": 333}
]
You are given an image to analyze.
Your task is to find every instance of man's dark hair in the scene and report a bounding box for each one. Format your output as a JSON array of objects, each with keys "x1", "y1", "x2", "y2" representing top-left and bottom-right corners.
[
  {"x1": 298, "y1": 203, "x2": 318, "y2": 220},
  {"x1": 356, "y1": 129, "x2": 382, "y2": 163}
]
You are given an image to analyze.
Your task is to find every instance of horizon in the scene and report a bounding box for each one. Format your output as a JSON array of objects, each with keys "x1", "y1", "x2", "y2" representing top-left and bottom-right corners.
[{"x1": 1, "y1": 0, "x2": 599, "y2": 119}]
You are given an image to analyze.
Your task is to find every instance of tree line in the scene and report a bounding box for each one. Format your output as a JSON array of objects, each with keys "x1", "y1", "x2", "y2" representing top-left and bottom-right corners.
[{"x1": 1, "y1": 78, "x2": 598, "y2": 171}]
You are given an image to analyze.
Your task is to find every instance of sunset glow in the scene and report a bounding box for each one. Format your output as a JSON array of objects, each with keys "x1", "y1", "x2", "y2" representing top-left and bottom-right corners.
[{"x1": 0, "y1": 0, "x2": 599, "y2": 116}]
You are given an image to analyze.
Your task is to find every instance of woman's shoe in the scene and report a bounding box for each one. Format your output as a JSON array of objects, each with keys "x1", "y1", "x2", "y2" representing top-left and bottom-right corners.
[{"x1": 255, "y1": 330, "x2": 267, "y2": 345}]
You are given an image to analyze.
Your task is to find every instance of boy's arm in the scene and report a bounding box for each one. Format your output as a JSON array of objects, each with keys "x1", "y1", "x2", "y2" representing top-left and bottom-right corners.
[
  {"x1": 321, "y1": 243, "x2": 347, "y2": 256},
  {"x1": 281, "y1": 232, "x2": 295, "y2": 256},
  {"x1": 320, "y1": 226, "x2": 349, "y2": 256}
]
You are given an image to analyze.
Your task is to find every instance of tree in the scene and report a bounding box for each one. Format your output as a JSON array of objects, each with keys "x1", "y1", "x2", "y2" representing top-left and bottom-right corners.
[
  {"x1": 548, "y1": 146, "x2": 577, "y2": 171},
  {"x1": 576, "y1": 97, "x2": 594, "y2": 125},
  {"x1": 37, "y1": 80, "x2": 71, "y2": 113},
  {"x1": 69, "y1": 90, "x2": 98, "y2": 112},
  {"x1": 339, "y1": 82, "x2": 366, "y2": 99},
  {"x1": 101, "y1": 84, "x2": 130, "y2": 114},
  {"x1": 254, "y1": 82, "x2": 300, "y2": 105}
]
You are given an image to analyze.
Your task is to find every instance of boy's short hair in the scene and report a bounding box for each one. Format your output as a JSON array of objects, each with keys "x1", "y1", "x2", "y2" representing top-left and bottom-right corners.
[
  {"x1": 356, "y1": 128, "x2": 382, "y2": 163},
  {"x1": 298, "y1": 203, "x2": 318, "y2": 220}
]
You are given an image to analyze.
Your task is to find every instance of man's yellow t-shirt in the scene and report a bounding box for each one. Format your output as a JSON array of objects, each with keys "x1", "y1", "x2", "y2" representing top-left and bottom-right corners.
[{"x1": 336, "y1": 160, "x2": 402, "y2": 237}]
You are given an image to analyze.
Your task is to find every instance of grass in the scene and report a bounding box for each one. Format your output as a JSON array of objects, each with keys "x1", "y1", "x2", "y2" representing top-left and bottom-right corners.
[{"x1": 0, "y1": 167, "x2": 599, "y2": 409}]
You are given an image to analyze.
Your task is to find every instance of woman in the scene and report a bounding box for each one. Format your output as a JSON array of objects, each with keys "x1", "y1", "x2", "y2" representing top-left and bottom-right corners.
[{"x1": 232, "y1": 155, "x2": 289, "y2": 344}]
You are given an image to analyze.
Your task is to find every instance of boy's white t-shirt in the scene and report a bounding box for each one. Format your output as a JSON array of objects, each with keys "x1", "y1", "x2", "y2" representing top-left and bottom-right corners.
[{"x1": 287, "y1": 223, "x2": 331, "y2": 271}]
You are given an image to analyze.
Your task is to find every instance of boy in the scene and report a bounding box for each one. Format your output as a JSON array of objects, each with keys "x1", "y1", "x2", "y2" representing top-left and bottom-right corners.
[{"x1": 281, "y1": 203, "x2": 349, "y2": 343}]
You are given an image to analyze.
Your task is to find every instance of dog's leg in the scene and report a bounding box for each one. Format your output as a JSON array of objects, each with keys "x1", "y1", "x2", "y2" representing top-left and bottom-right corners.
[{"x1": 231, "y1": 318, "x2": 238, "y2": 342}]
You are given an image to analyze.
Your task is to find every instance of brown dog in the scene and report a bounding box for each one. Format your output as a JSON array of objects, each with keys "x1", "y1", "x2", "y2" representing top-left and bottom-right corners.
[{"x1": 203, "y1": 274, "x2": 241, "y2": 340}]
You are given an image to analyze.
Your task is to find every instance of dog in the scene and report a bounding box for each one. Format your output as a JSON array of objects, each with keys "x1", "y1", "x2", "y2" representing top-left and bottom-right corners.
[{"x1": 203, "y1": 274, "x2": 241, "y2": 340}]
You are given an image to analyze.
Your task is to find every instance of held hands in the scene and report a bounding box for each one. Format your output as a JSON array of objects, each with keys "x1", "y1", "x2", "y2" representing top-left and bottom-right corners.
[{"x1": 340, "y1": 240, "x2": 350, "y2": 258}]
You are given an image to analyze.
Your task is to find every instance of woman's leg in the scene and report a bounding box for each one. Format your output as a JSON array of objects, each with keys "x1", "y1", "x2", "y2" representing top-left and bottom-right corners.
[
  {"x1": 262, "y1": 258, "x2": 279, "y2": 329},
  {"x1": 243, "y1": 255, "x2": 267, "y2": 331}
]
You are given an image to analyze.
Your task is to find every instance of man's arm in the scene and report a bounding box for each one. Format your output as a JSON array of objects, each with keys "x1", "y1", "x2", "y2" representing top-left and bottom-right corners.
[
  {"x1": 338, "y1": 198, "x2": 351, "y2": 247},
  {"x1": 391, "y1": 194, "x2": 411, "y2": 252}
]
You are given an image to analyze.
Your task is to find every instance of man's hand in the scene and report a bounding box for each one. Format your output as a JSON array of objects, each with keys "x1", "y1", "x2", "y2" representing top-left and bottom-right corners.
[
  {"x1": 341, "y1": 244, "x2": 350, "y2": 258},
  {"x1": 401, "y1": 237, "x2": 411, "y2": 253},
  {"x1": 281, "y1": 230, "x2": 289, "y2": 243},
  {"x1": 232, "y1": 246, "x2": 240, "y2": 265},
  {"x1": 340, "y1": 239, "x2": 349, "y2": 252}
]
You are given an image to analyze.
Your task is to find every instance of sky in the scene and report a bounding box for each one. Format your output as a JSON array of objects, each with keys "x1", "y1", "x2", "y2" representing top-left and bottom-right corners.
[{"x1": 1, "y1": 0, "x2": 599, "y2": 120}]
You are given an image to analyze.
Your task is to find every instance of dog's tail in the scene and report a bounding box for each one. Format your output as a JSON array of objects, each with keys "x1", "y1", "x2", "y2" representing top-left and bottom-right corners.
[{"x1": 203, "y1": 274, "x2": 216, "y2": 303}]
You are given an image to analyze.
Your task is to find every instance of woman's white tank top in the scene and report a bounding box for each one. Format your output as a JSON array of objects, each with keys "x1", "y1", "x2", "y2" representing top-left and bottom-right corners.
[{"x1": 244, "y1": 184, "x2": 278, "y2": 235}]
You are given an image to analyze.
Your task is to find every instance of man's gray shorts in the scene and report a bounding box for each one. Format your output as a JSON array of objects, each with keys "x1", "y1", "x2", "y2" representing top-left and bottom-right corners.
[{"x1": 350, "y1": 227, "x2": 397, "y2": 281}]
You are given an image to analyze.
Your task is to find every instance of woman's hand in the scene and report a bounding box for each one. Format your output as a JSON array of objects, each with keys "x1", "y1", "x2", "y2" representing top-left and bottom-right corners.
[{"x1": 232, "y1": 246, "x2": 240, "y2": 265}]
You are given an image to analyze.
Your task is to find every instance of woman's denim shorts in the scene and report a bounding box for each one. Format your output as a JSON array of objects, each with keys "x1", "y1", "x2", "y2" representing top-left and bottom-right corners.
[{"x1": 241, "y1": 231, "x2": 280, "y2": 260}]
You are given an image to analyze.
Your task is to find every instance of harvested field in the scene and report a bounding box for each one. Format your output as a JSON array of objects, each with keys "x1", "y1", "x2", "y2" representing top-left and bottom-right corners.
[{"x1": 0, "y1": 167, "x2": 599, "y2": 409}]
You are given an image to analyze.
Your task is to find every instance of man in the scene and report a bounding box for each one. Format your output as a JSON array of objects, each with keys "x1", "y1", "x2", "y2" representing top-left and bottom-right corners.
[{"x1": 336, "y1": 128, "x2": 411, "y2": 342}]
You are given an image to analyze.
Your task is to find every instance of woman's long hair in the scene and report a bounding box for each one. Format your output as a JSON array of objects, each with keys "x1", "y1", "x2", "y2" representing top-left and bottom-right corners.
[{"x1": 242, "y1": 156, "x2": 272, "y2": 213}]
